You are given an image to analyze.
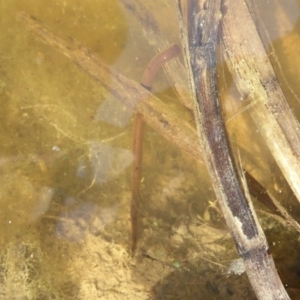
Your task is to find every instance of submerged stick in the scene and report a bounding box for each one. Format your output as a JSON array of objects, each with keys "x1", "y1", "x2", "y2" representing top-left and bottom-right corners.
[
  {"x1": 178, "y1": 0, "x2": 289, "y2": 298},
  {"x1": 16, "y1": 12, "x2": 204, "y2": 165},
  {"x1": 221, "y1": 0, "x2": 300, "y2": 206}
]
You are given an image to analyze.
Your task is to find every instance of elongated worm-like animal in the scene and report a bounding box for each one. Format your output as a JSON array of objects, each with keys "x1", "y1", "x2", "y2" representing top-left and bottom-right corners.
[{"x1": 141, "y1": 44, "x2": 180, "y2": 90}]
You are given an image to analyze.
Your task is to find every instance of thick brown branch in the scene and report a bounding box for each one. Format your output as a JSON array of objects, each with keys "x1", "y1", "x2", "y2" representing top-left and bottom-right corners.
[{"x1": 178, "y1": 0, "x2": 289, "y2": 298}]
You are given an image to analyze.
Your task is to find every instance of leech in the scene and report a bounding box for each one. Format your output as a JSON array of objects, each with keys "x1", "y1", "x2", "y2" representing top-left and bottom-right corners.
[
  {"x1": 131, "y1": 113, "x2": 144, "y2": 253},
  {"x1": 131, "y1": 44, "x2": 181, "y2": 253},
  {"x1": 140, "y1": 44, "x2": 180, "y2": 90}
]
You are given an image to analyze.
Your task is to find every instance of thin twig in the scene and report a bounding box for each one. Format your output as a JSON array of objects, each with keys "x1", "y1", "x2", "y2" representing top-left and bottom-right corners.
[{"x1": 16, "y1": 11, "x2": 204, "y2": 165}]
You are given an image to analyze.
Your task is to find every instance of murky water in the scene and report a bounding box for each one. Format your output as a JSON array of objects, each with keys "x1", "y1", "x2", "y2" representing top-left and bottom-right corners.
[{"x1": 0, "y1": 0, "x2": 300, "y2": 299}]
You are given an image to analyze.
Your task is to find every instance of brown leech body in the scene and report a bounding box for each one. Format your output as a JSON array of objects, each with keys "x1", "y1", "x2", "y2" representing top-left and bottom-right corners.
[
  {"x1": 131, "y1": 44, "x2": 180, "y2": 253},
  {"x1": 141, "y1": 44, "x2": 180, "y2": 90},
  {"x1": 131, "y1": 113, "x2": 144, "y2": 253}
]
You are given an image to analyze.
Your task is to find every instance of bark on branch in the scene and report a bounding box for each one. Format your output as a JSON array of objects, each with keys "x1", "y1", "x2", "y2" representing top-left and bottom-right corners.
[
  {"x1": 177, "y1": 0, "x2": 290, "y2": 298},
  {"x1": 221, "y1": 0, "x2": 300, "y2": 206}
]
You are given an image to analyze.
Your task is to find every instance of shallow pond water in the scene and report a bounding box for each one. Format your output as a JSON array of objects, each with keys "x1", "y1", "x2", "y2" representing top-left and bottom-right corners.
[{"x1": 0, "y1": 0, "x2": 300, "y2": 299}]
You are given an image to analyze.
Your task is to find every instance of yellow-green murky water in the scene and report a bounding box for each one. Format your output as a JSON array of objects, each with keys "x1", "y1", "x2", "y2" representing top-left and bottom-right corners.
[{"x1": 0, "y1": 0, "x2": 300, "y2": 299}]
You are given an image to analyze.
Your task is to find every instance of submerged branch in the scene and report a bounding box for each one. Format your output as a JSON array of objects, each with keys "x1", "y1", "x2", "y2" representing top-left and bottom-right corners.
[
  {"x1": 178, "y1": 0, "x2": 289, "y2": 298},
  {"x1": 16, "y1": 11, "x2": 204, "y2": 165},
  {"x1": 221, "y1": 0, "x2": 300, "y2": 207},
  {"x1": 120, "y1": 0, "x2": 192, "y2": 109}
]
